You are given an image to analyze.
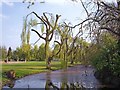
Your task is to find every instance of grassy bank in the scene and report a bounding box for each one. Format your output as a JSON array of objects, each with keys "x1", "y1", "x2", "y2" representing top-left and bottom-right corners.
[{"x1": 1, "y1": 61, "x2": 77, "y2": 87}]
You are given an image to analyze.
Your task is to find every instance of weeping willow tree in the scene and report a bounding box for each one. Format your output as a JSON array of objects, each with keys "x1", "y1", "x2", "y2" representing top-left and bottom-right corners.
[
  {"x1": 21, "y1": 18, "x2": 31, "y2": 62},
  {"x1": 26, "y1": 12, "x2": 61, "y2": 69}
]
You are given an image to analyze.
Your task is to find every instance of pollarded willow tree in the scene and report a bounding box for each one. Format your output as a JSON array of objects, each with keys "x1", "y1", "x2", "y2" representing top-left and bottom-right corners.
[
  {"x1": 56, "y1": 23, "x2": 72, "y2": 68},
  {"x1": 26, "y1": 12, "x2": 61, "y2": 69},
  {"x1": 55, "y1": 22, "x2": 88, "y2": 68},
  {"x1": 23, "y1": 0, "x2": 81, "y2": 69},
  {"x1": 23, "y1": 0, "x2": 120, "y2": 70}
]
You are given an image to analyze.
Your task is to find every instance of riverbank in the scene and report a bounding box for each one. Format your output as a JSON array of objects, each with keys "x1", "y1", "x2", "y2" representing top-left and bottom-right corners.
[
  {"x1": 3, "y1": 65, "x2": 100, "y2": 89},
  {"x1": 94, "y1": 67, "x2": 120, "y2": 88},
  {"x1": 2, "y1": 61, "x2": 79, "y2": 87}
]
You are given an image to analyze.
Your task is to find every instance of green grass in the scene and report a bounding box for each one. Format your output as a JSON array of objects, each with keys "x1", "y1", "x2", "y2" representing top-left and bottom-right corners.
[
  {"x1": 1, "y1": 61, "x2": 62, "y2": 86},
  {"x1": 1, "y1": 61, "x2": 80, "y2": 87}
]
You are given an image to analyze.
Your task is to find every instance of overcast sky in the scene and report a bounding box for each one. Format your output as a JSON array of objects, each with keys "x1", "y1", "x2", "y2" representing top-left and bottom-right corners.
[{"x1": 0, "y1": 0, "x2": 117, "y2": 50}]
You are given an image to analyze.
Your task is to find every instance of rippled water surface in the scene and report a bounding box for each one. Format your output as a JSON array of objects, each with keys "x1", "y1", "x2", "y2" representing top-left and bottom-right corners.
[{"x1": 3, "y1": 65, "x2": 106, "y2": 89}]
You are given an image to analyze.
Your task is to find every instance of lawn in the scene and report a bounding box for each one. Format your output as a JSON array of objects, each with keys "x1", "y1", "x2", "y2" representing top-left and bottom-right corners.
[{"x1": 1, "y1": 61, "x2": 76, "y2": 87}]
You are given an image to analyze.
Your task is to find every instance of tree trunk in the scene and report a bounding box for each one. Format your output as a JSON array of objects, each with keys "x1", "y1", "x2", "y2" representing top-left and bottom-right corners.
[
  {"x1": 6, "y1": 57, "x2": 8, "y2": 63},
  {"x1": 70, "y1": 52, "x2": 74, "y2": 64},
  {"x1": 17, "y1": 57, "x2": 19, "y2": 62},
  {"x1": 64, "y1": 50, "x2": 66, "y2": 69},
  {"x1": 45, "y1": 40, "x2": 50, "y2": 69},
  {"x1": 25, "y1": 58, "x2": 26, "y2": 62},
  {"x1": 63, "y1": 39, "x2": 67, "y2": 69}
]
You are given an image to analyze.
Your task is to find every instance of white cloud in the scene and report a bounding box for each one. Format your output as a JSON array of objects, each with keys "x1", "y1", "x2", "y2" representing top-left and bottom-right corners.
[
  {"x1": 1, "y1": 0, "x2": 14, "y2": 6},
  {"x1": 0, "y1": 13, "x2": 9, "y2": 19}
]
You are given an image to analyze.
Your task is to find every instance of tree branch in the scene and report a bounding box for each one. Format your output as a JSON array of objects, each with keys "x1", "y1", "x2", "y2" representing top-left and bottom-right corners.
[
  {"x1": 99, "y1": 27, "x2": 120, "y2": 37},
  {"x1": 80, "y1": 0, "x2": 89, "y2": 17},
  {"x1": 43, "y1": 13, "x2": 53, "y2": 28},
  {"x1": 54, "y1": 41, "x2": 62, "y2": 56},
  {"x1": 31, "y1": 29, "x2": 46, "y2": 40}
]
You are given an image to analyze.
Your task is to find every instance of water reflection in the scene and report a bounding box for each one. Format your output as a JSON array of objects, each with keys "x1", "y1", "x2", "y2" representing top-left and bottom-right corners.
[
  {"x1": 45, "y1": 79, "x2": 86, "y2": 90},
  {"x1": 44, "y1": 68, "x2": 92, "y2": 90},
  {"x1": 3, "y1": 65, "x2": 110, "y2": 89},
  {"x1": 60, "y1": 69, "x2": 67, "y2": 89}
]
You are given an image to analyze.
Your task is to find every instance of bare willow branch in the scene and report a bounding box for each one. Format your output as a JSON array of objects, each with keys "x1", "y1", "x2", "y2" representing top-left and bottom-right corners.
[
  {"x1": 33, "y1": 38, "x2": 40, "y2": 45},
  {"x1": 31, "y1": 29, "x2": 46, "y2": 40},
  {"x1": 80, "y1": 0, "x2": 89, "y2": 17},
  {"x1": 99, "y1": 27, "x2": 120, "y2": 37},
  {"x1": 54, "y1": 41, "x2": 62, "y2": 56}
]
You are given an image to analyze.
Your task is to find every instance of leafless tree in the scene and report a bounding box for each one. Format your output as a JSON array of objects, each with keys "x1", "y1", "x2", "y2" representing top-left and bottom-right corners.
[{"x1": 26, "y1": 12, "x2": 61, "y2": 69}]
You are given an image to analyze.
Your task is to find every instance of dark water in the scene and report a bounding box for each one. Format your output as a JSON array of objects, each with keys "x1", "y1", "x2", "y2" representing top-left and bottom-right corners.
[{"x1": 3, "y1": 65, "x2": 109, "y2": 89}]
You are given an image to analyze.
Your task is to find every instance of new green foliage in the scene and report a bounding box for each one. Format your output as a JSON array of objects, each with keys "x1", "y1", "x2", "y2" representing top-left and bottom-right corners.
[
  {"x1": 0, "y1": 46, "x2": 7, "y2": 61},
  {"x1": 20, "y1": 17, "x2": 31, "y2": 62},
  {"x1": 91, "y1": 33, "x2": 120, "y2": 76}
]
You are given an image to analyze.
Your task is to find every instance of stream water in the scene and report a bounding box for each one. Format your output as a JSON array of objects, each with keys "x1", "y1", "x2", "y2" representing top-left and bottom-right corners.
[{"x1": 3, "y1": 65, "x2": 109, "y2": 89}]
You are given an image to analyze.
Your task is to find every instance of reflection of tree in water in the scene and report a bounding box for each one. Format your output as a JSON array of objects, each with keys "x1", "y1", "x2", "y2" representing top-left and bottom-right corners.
[
  {"x1": 45, "y1": 71, "x2": 59, "y2": 90},
  {"x1": 60, "y1": 69, "x2": 69, "y2": 89},
  {"x1": 45, "y1": 70, "x2": 85, "y2": 90},
  {"x1": 60, "y1": 82, "x2": 84, "y2": 89},
  {"x1": 45, "y1": 71, "x2": 51, "y2": 90}
]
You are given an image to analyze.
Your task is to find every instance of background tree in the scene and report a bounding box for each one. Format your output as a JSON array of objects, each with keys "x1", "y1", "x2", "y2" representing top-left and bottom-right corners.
[
  {"x1": 7, "y1": 47, "x2": 12, "y2": 62},
  {"x1": 15, "y1": 47, "x2": 22, "y2": 61},
  {"x1": 12, "y1": 50, "x2": 18, "y2": 61},
  {"x1": 38, "y1": 43, "x2": 45, "y2": 61},
  {"x1": 0, "y1": 46, "x2": 7, "y2": 61},
  {"x1": 31, "y1": 45, "x2": 39, "y2": 61},
  {"x1": 21, "y1": 17, "x2": 31, "y2": 62}
]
